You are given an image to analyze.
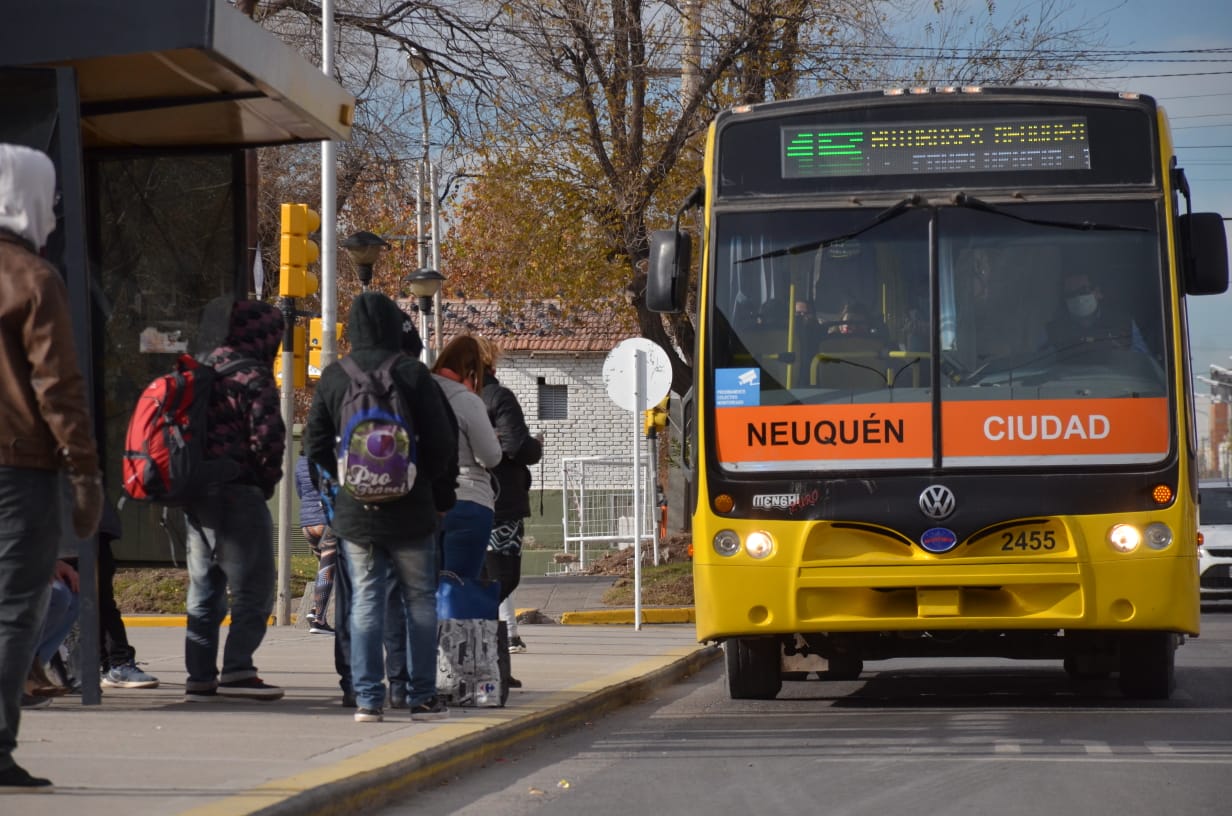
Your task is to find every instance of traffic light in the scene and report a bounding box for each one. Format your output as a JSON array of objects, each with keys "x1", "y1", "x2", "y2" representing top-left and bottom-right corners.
[
  {"x1": 279, "y1": 203, "x2": 320, "y2": 298},
  {"x1": 307, "y1": 317, "x2": 344, "y2": 380},
  {"x1": 643, "y1": 396, "x2": 669, "y2": 438},
  {"x1": 273, "y1": 325, "x2": 307, "y2": 388}
]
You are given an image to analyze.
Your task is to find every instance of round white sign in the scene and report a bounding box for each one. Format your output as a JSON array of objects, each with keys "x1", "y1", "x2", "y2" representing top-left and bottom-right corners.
[{"x1": 602, "y1": 338, "x2": 672, "y2": 412}]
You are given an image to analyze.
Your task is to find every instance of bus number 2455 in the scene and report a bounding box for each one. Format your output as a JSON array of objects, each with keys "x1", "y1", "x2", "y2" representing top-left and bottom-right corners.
[{"x1": 1001, "y1": 529, "x2": 1058, "y2": 551}]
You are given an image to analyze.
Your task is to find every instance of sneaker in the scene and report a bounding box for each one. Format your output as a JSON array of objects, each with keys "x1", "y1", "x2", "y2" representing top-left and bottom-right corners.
[
  {"x1": 341, "y1": 691, "x2": 357, "y2": 708},
  {"x1": 102, "y1": 661, "x2": 160, "y2": 689},
  {"x1": 354, "y1": 707, "x2": 383, "y2": 723},
  {"x1": 46, "y1": 653, "x2": 78, "y2": 691},
  {"x1": 0, "y1": 763, "x2": 53, "y2": 791},
  {"x1": 309, "y1": 620, "x2": 336, "y2": 635},
  {"x1": 217, "y1": 677, "x2": 284, "y2": 700},
  {"x1": 184, "y1": 688, "x2": 219, "y2": 702},
  {"x1": 20, "y1": 694, "x2": 51, "y2": 709},
  {"x1": 26, "y1": 661, "x2": 67, "y2": 697},
  {"x1": 507, "y1": 676, "x2": 523, "y2": 689},
  {"x1": 508, "y1": 636, "x2": 527, "y2": 653},
  {"x1": 410, "y1": 695, "x2": 449, "y2": 721}
]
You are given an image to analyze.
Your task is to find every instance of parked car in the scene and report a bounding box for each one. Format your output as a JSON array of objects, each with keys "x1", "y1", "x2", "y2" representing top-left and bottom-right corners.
[{"x1": 1198, "y1": 480, "x2": 1232, "y2": 599}]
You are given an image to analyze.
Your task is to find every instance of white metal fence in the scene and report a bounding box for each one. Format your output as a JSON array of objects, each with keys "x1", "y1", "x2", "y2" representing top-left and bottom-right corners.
[{"x1": 558, "y1": 455, "x2": 655, "y2": 573}]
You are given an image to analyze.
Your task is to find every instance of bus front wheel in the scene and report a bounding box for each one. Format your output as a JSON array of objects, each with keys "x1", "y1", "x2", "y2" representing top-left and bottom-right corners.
[
  {"x1": 724, "y1": 638, "x2": 782, "y2": 700},
  {"x1": 1117, "y1": 632, "x2": 1177, "y2": 700}
]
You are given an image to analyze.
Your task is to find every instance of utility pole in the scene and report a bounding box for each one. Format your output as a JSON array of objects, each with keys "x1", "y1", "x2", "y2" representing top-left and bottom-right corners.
[{"x1": 320, "y1": 0, "x2": 338, "y2": 369}]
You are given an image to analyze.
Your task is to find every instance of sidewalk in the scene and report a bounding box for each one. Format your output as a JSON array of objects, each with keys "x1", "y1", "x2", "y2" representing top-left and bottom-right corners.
[{"x1": 11, "y1": 578, "x2": 715, "y2": 815}]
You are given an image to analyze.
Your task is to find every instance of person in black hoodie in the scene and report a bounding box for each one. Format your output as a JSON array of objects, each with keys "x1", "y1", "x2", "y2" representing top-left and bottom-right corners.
[
  {"x1": 474, "y1": 337, "x2": 542, "y2": 673},
  {"x1": 182, "y1": 299, "x2": 286, "y2": 702},
  {"x1": 304, "y1": 292, "x2": 457, "y2": 724}
]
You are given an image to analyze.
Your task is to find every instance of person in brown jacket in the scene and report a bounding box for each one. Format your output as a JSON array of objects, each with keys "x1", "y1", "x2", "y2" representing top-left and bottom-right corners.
[{"x1": 0, "y1": 143, "x2": 103, "y2": 792}]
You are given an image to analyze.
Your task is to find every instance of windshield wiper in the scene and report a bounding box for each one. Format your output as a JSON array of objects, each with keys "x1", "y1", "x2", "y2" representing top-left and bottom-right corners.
[
  {"x1": 738, "y1": 194, "x2": 924, "y2": 264},
  {"x1": 950, "y1": 193, "x2": 1149, "y2": 233}
]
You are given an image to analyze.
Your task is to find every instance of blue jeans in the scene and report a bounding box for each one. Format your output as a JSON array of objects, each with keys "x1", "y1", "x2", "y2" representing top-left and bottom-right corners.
[
  {"x1": 184, "y1": 484, "x2": 275, "y2": 690},
  {"x1": 342, "y1": 534, "x2": 438, "y2": 710},
  {"x1": 439, "y1": 500, "x2": 494, "y2": 580},
  {"x1": 384, "y1": 566, "x2": 409, "y2": 699},
  {"x1": 0, "y1": 468, "x2": 58, "y2": 771},
  {"x1": 36, "y1": 578, "x2": 79, "y2": 664}
]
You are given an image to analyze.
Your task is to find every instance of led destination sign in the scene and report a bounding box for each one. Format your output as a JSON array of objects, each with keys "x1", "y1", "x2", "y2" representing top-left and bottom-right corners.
[{"x1": 782, "y1": 116, "x2": 1090, "y2": 178}]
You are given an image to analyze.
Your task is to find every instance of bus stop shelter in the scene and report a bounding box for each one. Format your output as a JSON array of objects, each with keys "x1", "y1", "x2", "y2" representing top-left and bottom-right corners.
[{"x1": 0, "y1": 0, "x2": 353, "y2": 703}]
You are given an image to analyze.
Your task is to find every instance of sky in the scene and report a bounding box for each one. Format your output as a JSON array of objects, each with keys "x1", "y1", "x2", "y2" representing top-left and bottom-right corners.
[{"x1": 1087, "y1": 0, "x2": 1232, "y2": 388}]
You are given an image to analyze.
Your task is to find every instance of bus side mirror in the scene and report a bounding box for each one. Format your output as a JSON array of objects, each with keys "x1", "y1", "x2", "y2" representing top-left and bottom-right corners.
[
  {"x1": 647, "y1": 229, "x2": 691, "y2": 313},
  {"x1": 1181, "y1": 212, "x2": 1228, "y2": 295}
]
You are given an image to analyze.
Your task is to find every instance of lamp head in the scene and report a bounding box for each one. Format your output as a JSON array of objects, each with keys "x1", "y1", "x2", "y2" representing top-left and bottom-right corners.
[
  {"x1": 407, "y1": 48, "x2": 427, "y2": 76},
  {"x1": 405, "y1": 267, "x2": 445, "y2": 316},
  {"x1": 341, "y1": 231, "x2": 391, "y2": 291}
]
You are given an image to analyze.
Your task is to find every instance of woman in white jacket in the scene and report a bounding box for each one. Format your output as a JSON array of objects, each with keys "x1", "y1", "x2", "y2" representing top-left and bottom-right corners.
[{"x1": 431, "y1": 335, "x2": 503, "y2": 579}]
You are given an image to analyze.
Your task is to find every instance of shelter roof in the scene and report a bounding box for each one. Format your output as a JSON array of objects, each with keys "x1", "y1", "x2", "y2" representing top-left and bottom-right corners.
[{"x1": 1, "y1": 0, "x2": 353, "y2": 149}]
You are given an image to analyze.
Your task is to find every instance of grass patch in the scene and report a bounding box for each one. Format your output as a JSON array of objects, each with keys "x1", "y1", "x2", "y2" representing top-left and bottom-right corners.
[
  {"x1": 601, "y1": 561, "x2": 694, "y2": 607},
  {"x1": 114, "y1": 554, "x2": 318, "y2": 614}
]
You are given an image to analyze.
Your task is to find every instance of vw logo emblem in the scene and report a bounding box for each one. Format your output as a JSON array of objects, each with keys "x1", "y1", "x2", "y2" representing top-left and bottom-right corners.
[{"x1": 919, "y1": 485, "x2": 956, "y2": 520}]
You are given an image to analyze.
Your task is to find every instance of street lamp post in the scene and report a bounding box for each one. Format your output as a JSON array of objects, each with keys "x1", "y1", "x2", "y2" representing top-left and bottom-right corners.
[
  {"x1": 407, "y1": 49, "x2": 431, "y2": 271},
  {"x1": 406, "y1": 48, "x2": 444, "y2": 356},
  {"x1": 405, "y1": 267, "x2": 446, "y2": 364},
  {"x1": 341, "y1": 231, "x2": 391, "y2": 291}
]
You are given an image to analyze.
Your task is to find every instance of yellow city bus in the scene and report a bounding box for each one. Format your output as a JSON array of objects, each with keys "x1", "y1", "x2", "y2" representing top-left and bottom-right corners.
[{"x1": 647, "y1": 86, "x2": 1229, "y2": 700}]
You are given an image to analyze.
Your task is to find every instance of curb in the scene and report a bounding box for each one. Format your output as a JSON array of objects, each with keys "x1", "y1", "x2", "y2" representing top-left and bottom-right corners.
[
  {"x1": 559, "y1": 607, "x2": 695, "y2": 625},
  {"x1": 121, "y1": 607, "x2": 699, "y2": 628},
  {"x1": 248, "y1": 644, "x2": 722, "y2": 816}
]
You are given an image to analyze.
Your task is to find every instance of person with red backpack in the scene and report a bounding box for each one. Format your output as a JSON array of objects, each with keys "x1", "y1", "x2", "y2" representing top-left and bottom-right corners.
[{"x1": 181, "y1": 299, "x2": 286, "y2": 703}]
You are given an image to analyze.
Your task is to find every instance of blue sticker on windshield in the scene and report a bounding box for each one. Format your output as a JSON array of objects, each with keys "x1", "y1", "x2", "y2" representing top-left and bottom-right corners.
[{"x1": 716, "y1": 368, "x2": 760, "y2": 407}]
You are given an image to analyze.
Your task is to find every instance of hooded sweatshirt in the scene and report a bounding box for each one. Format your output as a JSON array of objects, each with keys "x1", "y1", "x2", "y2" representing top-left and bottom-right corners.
[
  {"x1": 303, "y1": 291, "x2": 458, "y2": 545},
  {"x1": 200, "y1": 299, "x2": 286, "y2": 497},
  {"x1": 0, "y1": 144, "x2": 98, "y2": 475},
  {"x1": 0, "y1": 143, "x2": 56, "y2": 249}
]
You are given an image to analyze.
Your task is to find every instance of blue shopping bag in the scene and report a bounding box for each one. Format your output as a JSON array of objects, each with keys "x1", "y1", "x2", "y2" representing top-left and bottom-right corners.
[{"x1": 436, "y1": 571, "x2": 502, "y2": 707}]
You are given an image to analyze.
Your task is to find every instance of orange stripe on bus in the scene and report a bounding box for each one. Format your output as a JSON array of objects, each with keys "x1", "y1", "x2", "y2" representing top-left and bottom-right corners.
[
  {"x1": 715, "y1": 397, "x2": 1169, "y2": 463},
  {"x1": 716, "y1": 404, "x2": 932, "y2": 461},
  {"x1": 941, "y1": 397, "x2": 1169, "y2": 457}
]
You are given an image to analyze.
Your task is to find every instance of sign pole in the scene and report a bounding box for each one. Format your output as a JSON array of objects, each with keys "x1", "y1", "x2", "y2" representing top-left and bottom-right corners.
[
  {"x1": 276, "y1": 297, "x2": 295, "y2": 625},
  {"x1": 601, "y1": 337, "x2": 671, "y2": 633},
  {"x1": 632, "y1": 349, "x2": 645, "y2": 631}
]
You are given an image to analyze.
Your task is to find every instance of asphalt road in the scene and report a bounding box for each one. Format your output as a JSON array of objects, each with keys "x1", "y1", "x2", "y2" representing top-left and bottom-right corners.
[{"x1": 383, "y1": 608, "x2": 1232, "y2": 816}]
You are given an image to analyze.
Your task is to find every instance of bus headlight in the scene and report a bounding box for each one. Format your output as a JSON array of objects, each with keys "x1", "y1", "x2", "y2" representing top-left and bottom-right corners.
[
  {"x1": 1108, "y1": 524, "x2": 1141, "y2": 553},
  {"x1": 1144, "y1": 522, "x2": 1173, "y2": 550},
  {"x1": 713, "y1": 530, "x2": 740, "y2": 557},
  {"x1": 745, "y1": 531, "x2": 775, "y2": 559}
]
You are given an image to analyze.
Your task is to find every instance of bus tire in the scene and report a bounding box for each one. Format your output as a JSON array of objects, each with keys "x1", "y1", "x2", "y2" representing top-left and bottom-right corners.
[
  {"x1": 1117, "y1": 632, "x2": 1177, "y2": 700},
  {"x1": 725, "y1": 638, "x2": 782, "y2": 700}
]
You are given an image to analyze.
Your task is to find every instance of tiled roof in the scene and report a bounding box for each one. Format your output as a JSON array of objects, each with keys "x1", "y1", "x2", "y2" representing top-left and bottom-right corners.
[{"x1": 395, "y1": 298, "x2": 639, "y2": 353}]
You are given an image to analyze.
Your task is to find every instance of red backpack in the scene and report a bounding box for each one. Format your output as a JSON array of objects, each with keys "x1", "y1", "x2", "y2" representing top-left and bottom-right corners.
[{"x1": 121, "y1": 354, "x2": 255, "y2": 504}]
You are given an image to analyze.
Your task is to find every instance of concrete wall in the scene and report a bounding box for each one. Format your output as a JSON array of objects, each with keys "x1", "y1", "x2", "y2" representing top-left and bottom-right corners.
[{"x1": 495, "y1": 352, "x2": 634, "y2": 490}]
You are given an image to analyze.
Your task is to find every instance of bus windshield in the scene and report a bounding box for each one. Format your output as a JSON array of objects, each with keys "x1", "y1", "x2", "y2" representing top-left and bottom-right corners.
[{"x1": 709, "y1": 199, "x2": 1169, "y2": 472}]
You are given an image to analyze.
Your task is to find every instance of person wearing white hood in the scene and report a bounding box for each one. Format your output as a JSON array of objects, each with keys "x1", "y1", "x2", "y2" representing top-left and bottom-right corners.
[{"x1": 0, "y1": 143, "x2": 104, "y2": 792}]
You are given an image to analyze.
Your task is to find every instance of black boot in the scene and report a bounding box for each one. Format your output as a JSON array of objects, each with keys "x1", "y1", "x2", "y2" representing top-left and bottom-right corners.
[{"x1": 496, "y1": 620, "x2": 513, "y2": 705}]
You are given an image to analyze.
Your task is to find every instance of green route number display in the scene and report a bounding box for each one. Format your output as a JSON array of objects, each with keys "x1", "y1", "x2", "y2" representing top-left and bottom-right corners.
[{"x1": 782, "y1": 116, "x2": 1090, "y2": 178}]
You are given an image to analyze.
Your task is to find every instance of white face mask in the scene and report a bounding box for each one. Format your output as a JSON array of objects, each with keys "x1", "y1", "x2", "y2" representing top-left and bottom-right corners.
[{"x1": 1066, "y1": 292, "x2": 1098, "y2": 318}]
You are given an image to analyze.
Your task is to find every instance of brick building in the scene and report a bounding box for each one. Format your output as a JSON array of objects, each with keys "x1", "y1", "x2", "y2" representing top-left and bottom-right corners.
[{"x1": 399, "y1": 297, "x2": 645, "y2": 552}]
